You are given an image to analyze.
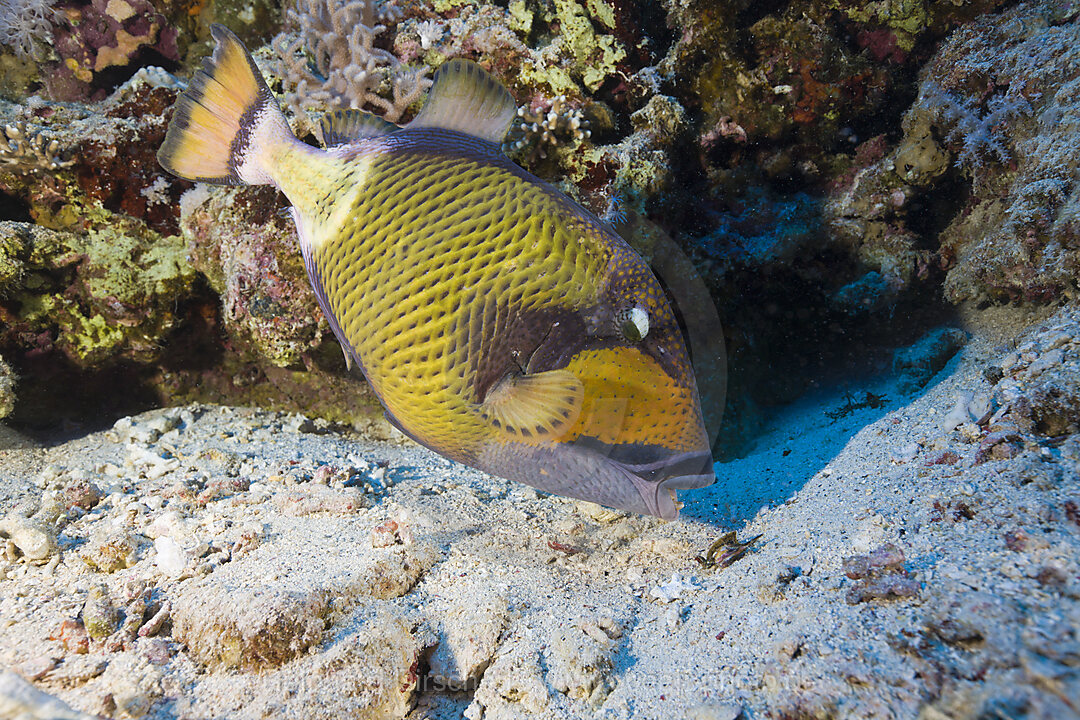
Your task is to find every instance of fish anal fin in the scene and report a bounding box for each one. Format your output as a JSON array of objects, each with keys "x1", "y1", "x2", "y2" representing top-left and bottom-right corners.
[
  {"x1": 320, "y1": 109, "x2": 399, "y2": 147},
  {"x1": 408, "y1": 59, "x2": 517, "y2": 144},
  {"x1": 480, "y1": 369, "x2": 583, "y2": 440},
  {"x1": 340, "y1": 343, "x2": 353, "y2": 372}
]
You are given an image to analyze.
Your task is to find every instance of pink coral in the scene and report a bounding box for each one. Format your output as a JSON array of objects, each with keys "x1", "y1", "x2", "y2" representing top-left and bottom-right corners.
[{"x1": 45, "y1": 0, "x2": 179, "y2": 101}]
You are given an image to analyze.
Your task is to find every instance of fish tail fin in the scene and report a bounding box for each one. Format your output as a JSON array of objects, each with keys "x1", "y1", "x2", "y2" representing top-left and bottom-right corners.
[{"x1": 157, "y1": 23, "x2": 293, "y2": 186}]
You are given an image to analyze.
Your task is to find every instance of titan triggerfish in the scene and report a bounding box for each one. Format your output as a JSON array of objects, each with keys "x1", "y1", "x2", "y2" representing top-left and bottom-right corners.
[{"x1": 157, "y1": 24, "x2": 715, "y2": 519}]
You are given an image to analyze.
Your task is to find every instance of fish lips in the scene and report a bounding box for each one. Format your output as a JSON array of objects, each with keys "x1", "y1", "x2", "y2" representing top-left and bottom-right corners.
[
  {"x1": 480, "y1": 439, "x2": 714, "y2": 520},
  {"x1": 616, "y1": 450, "x2": 716, "y2": 520}
]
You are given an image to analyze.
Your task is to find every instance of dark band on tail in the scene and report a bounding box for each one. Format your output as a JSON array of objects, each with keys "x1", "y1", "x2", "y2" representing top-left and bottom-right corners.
[{"x1": 157, "y1": 24, "x2": 280, "y2": 185}]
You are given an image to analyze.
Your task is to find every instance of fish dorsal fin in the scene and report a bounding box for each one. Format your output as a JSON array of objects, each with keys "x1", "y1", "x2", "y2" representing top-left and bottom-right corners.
[
  {"x1": 407, "y1": 59, "x2": 517, "y2": 144},
  {"x1": 480, "y1": 369, "x2": 583, "y2": 440},
  {"x1": 320, "y1": 109, "x2": 400, "y2": 147}
]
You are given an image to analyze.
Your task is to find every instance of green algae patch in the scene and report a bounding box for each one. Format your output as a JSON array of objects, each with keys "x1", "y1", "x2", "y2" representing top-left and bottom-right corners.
[
  {"x1": 73, "y1": 227, "x2": 194, "y2": 306},
  {"x1": 507, "y1": 0, "x2": 533, "y2": 34},
  {"x1": 68, "y1": 313, "x2": 128, "y2": 362},
  {"x1": 3, "y1": 220, "x2": 197, "y2": 368},
  {"x1": 584, "y1": 0, "x2": 617, "y2": 30},
  {"x1": 433, "y1": 0, "x2": 470, "y2": 12},
  {"x1": 0, "y1": 228, "x2": 26, "y2": 293},
  {"x1": 552, "y1": 0, "x2": 625, "y2": 91},
  {"x1": 829, "y1": 0, "x2": 928, "y2": 50}
]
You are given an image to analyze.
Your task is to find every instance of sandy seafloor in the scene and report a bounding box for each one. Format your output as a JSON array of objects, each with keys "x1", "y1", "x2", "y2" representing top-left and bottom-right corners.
[{"x1": 1, "y1": 302, "x2": 1078, "y2": 720}]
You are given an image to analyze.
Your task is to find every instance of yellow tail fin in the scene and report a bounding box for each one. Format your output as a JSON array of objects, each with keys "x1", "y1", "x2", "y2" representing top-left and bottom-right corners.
[{"x1": 157, "y1": 24, "x2": 291, "y2": 185}]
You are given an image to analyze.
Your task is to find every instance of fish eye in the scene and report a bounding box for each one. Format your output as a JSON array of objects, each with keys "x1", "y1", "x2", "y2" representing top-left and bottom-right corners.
[{"x1": 616, "y1": 305, "x2": 649, "y2": 342}]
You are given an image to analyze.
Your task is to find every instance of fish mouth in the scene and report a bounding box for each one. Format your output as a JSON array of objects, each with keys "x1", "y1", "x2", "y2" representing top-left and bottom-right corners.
[
  {"x1": 615, "y1": 449, "x2": 715, "y2": 520},
  {"x1": 477, "y1": 439, "x2": 714, "y2": 521}
]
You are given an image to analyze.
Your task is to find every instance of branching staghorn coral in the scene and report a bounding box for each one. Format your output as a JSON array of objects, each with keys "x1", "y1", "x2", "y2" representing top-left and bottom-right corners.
[
  {"x1": 0, "y1": 121, "x2": 73, "y2": 173},
  {"x1": 273, "y1": 0, "x2": 431, "y2": 126}
]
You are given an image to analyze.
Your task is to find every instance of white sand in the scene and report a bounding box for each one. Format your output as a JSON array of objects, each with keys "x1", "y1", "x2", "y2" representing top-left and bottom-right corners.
[{"x1": 1, "y1": 303, "x2": 1078, "y2": 719}]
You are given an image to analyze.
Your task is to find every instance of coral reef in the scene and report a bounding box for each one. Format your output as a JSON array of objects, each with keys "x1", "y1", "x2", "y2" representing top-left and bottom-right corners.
[
  {"x1": 507, "y1": 95, "x2": 591, "y2": 163},
  {"x1": 186, "y1": 0, "x2": 281, "y2": 51},
  {"x1": 0, "y1": 353, "x2": 14, "y2": 418},
  {"x1": 541, "y1": 0, "x2": 626, "y2": 92},
  {"x1": 0, "y1": 73, "x2": 391, "y2": 431},
  {"x1": 0, "y1": 0, "x2": 57, "y2": 60},
  {"x1": 0, "y1": 219, "x2": 195, "y2": 368},
  {"x1": 930, "y1": 2, "x2": 1080, "y2": 304},
  {"x1": 831, "y1": 0, "x2": 1080, "y2": 305},
  {"x1": 0, "y1": 121, "x2": 73, "y2": 172},
  {"x1": 180, "y1": 184, "x2": 325, "y2": 368},
  {"x1": 665, "y1": 0, "x2": 1007, "y2": 169},
  {"x1": 45, "y1": 0, "x2": 181, "y2": 101},
  {"x1": 0, "y1": 0, "x2": 1070, "y2": 466}
]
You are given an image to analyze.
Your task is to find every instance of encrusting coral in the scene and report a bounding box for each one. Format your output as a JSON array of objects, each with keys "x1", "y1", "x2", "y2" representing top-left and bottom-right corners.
[
  {"x1": 179, "y1": 184, "x2": 327, "y2": 368},
  {"x1": 0, "y1": 219, "x2": 196, "y2": 368}
]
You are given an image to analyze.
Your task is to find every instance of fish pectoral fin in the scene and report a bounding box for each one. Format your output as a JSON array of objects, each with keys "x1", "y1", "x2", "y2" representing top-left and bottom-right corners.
[
  {"x1": 407, "y1": 59, "x2": 517, "y2": 145},
  {"x1": 480, "y1": 369, "x2": 583, "y2": 440},
  {"x1": 320, "y1": 109, "x2": 399, "y2": 147}
]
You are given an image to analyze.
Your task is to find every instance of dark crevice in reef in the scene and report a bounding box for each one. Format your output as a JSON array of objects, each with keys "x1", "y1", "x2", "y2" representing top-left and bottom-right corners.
[
  {"x1": 905, "y1": 166, "x2": 971, "y2": 248},
  {"x1": 731, "y1": 0, "x2": 791, "y2": 66},
  {"x1": 5, "y1": 355, "x2": 163, "y2": 444},
  {"x1": 659, "y1": 174, "x2": 962, "y2": 458},
  {"x1": 714, "y1": 274, "x2": 958, "y2": 459},
  {"x1": 91, "y1": 48, "x2": 181, "y2": 98},
  {"x1": 2, "y1": 282, "x2": 222, "y2": 444},
  {"x1": 0, "y1": 190, "x2": 33, "y2": 223}
]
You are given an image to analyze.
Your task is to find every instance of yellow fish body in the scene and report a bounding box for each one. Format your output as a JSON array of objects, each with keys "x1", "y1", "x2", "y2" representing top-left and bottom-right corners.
[{"x1": 158, "y1": 25, "x2": 715, "y2": 519}]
